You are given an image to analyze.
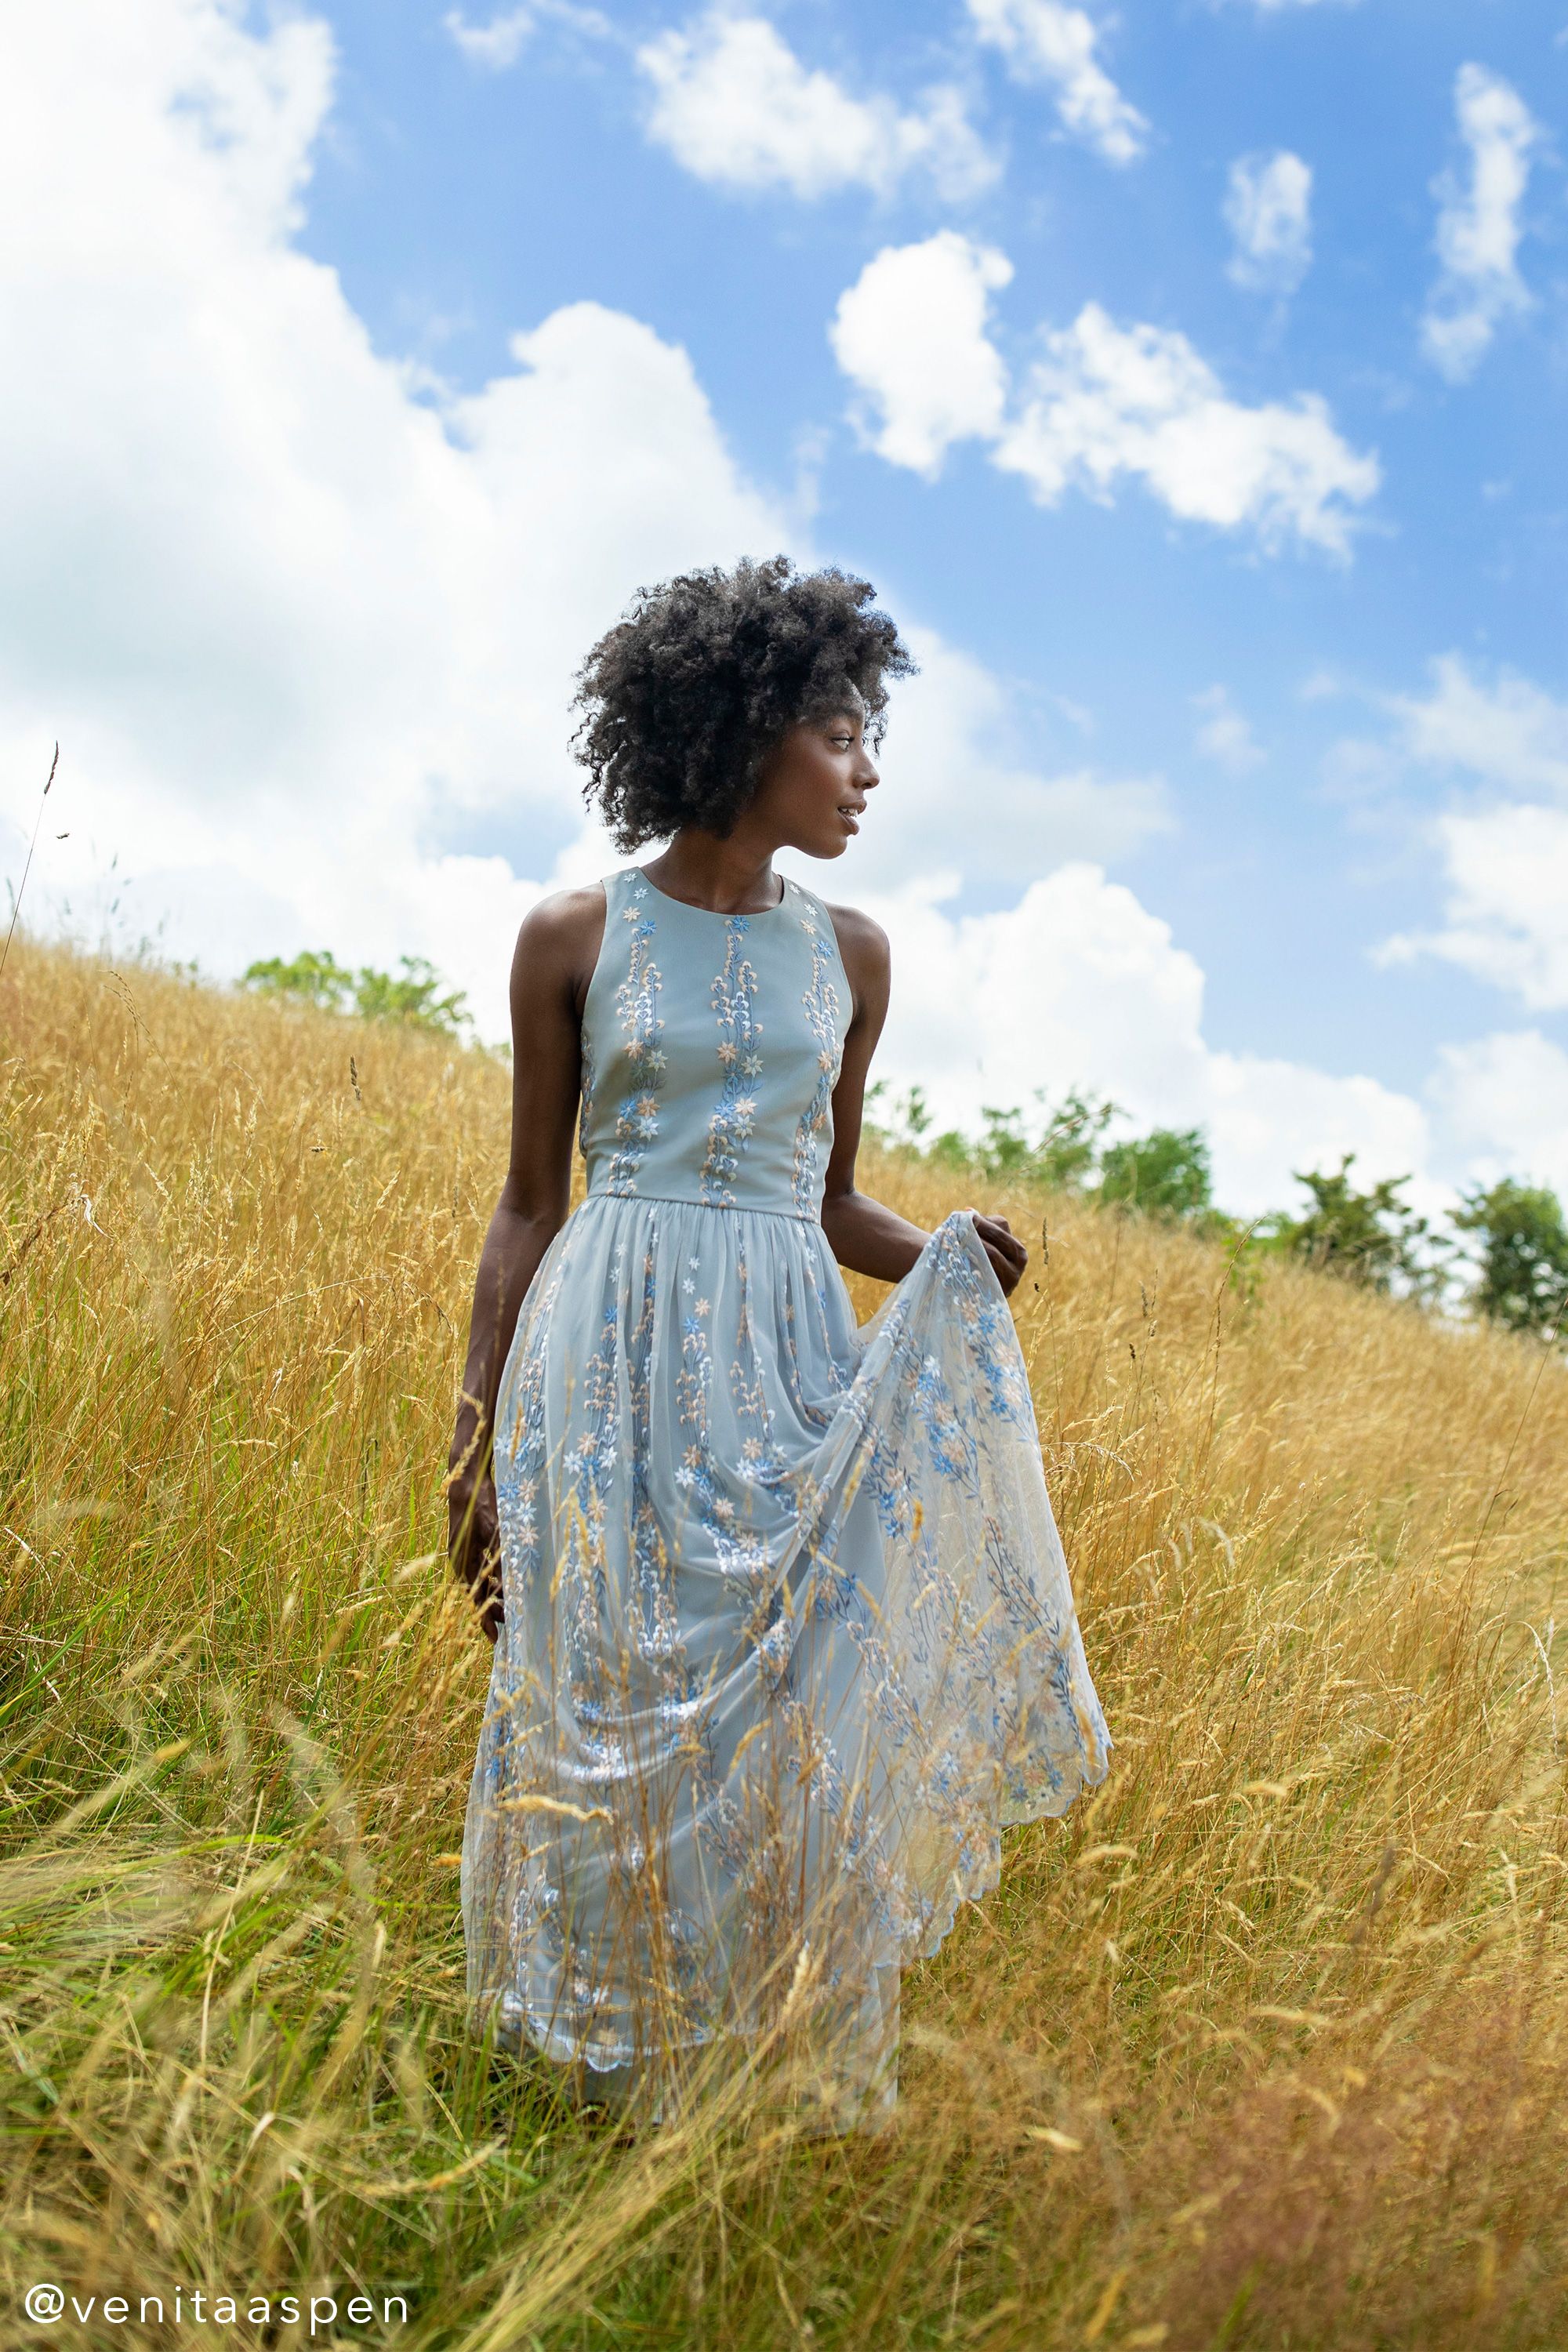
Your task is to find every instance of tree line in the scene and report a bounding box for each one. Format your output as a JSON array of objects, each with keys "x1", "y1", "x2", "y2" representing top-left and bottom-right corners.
[
  {"x1": 872, "y1": 1084, "x2": 1568, "y2": 1348},
  {"x1": 242, "y1": 951, "x2": 1568, "y2": 1348}
]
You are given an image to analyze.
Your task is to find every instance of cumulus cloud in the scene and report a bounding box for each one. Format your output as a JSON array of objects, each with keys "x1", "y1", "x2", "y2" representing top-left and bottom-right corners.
[
  {"x1": 832, "y1": 236, "x2": 1378, "y2": 555},
  {"x1": 1192, "y1": 686, "x2": 1264, "y2": 772},
  {"x1": 1421, "y1": 64, "x2": 1541, "y2": 382},
  {"x1": 851, "y1": 628, "x2": 1174, "y2": 886},
  {"x1": 1225, "y1": 150, "x2": 1313, "y2": 296},
  {"x1": 636, "y1": 13, "x2": 995, "y2": 201},
  {"x1": 859, "y1": 866, "x2": 1430, "y2": 1218},
  {"x1": 1380, "y1": 806, "x2": 1568, "y2": 1011},
  {"x1": 829, "y1": 234, "x2": 1014, "y2": 476},
  {"x1": 1429, "y1": 1031, "x2": 1568, "y2": 1196},
  {"x1": 1370, "y1": 660, "x2": 1568, "y2": 1011},
  {"x1": 966, "y1": 0, "x2": 1148, "y2": 166},
  {"x1": 997, "y1": 305, "x2": 1377, "y2": 554}
]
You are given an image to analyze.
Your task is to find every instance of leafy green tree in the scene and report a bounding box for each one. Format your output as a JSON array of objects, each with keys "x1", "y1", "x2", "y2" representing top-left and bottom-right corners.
[
  {"x1": 871, "y1": 1083, "x2": 1213, "y2": 1207},
  {"x1": 977, "y1": 1103, "x2": 1034, "y2": 1177},
  {"x1": 1453, "y1": 1178, "x2": 1568, "y2": 1338},
  {"x1": 349, "y1": 956, "x2": 469, "y2": 1036},
  {"x1": 241, "y1": 949, "x2": 353, "y2": 1012},
  {"x1": 1028, "y1": 1090, "x2": 1118, "y2": 1189},
  {"x1": 1098, "y1": 1126, "x2": 1211, "y2": 1218},
  {"x1": 242, "y1": 950, "x2": 470, "y2": 1040},
  {"x1": 1264, "y1": 1154, "x2": 1431, "y2": 1293}
]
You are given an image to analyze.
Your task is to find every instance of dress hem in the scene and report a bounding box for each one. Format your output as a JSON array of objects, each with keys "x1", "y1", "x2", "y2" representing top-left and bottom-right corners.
[{"x1": 473, "y1": 1738, "x2": 1112, "y2": 2081}]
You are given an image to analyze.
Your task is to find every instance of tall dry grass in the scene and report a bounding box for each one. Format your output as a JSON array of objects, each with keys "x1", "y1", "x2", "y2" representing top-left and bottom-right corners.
[{"x1": 4, "y1": 934, "x2": 1568, "y2": 2350}]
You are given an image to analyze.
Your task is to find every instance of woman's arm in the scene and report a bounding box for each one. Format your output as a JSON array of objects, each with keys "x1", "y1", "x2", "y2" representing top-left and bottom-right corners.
[
  {"x1": 446, "y1": 887, "x2": 604, "y2": 1638},
  {"x1": 820, "y1": 904, "x2": 1029, "y2": 1298}
]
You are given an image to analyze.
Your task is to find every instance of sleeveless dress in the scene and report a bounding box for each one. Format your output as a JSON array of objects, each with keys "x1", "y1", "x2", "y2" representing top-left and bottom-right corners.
[{"x1": 463, "y1": 867, "x2": 1110, "y2": 2129}]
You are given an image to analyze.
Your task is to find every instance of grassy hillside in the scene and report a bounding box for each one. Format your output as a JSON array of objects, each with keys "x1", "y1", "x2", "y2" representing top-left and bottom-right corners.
[{"x1": 4, "y1": 936, "x2": 1568, "y2": 2350}]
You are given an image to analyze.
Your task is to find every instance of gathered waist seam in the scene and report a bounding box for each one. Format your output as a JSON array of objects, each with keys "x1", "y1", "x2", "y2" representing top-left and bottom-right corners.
[{"x1": 582, "y1": 1189, "x2": 821, "y2": 1225}]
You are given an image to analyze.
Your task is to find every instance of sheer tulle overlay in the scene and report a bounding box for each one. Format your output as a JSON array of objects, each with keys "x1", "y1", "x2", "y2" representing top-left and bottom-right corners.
[{"x1": 462, "y1": 872, "x2": 1110, "y2": 2129}]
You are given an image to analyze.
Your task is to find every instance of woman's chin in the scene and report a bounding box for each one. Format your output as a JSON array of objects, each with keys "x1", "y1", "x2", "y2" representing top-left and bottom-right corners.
[{"x1": 789, "y1": 819, "x2": 858, "y2": 860}]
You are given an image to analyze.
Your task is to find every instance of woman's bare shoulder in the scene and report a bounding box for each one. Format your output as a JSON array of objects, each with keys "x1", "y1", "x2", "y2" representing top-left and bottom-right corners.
[
  {"x1": 515, "y1": 880, "x2": 605, "y2": 949},
  {"x1": 822, "y1": 898, "x2": 890, "y2": 978},
  {"x1": 510, "y1": 882, "x2": 608, "y2": 996}
]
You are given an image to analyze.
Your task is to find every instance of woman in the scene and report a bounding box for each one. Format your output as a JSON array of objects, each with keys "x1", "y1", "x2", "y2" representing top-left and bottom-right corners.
[{"x1": 448, "y1": 557, "x2": 1109, "y2": 2130}]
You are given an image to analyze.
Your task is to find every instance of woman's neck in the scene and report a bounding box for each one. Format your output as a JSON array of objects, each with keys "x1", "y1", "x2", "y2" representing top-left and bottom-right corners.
[{"x1": 641, "y1": 827, "x2": 784, "y2": 915}]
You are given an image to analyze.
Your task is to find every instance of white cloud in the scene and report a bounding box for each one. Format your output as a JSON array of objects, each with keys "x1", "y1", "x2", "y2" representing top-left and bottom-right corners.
[
  {"x1": 637, "y1": 13, "x2": 995, "y2": 201},
  {"x1": 1192, "y1": 685, "x2": 1264, "y2": 772},
  {"x1": 445, "y1": 9, "x2": 535, "y2": 70},
  {"x1": 444, "y1": 6, "x2": 608, "y2": 70},
  {"x1": 833, "y1": 237, "x2": 1379, "y2": 556},
  {"x1": 444, "y1": 9, "x2": 535, "y2": 71},
  {"x1": 998, "y1": 304, "x2": 1377, "y2": 554},
  {"x1": 966, "y1": 0, "x2": 1148, "y2": 166},
  {"x1": 1429, "y1": 1031, "x2": 1568, "y2": 1196},
  {"x1": 1388, "y1": 654, "x2": 1568, "y2": 799},
  {"x1": 844, "y1": 628, "x2": 1174, "y2": 887},
  {"x1": 1380, "y1": 805, "x2": 1568, "y2": 1010},
  {"x1": 996, "y1": 307, "x2": 1376, "y2": 554},
  {"x1": 861, "y1": 866, "x2": 1430, "y2": 1218},
  {"x1": 1421, "y1": 64, "x2": 1541, "y2": 382},
  {"x1": 1225, "y1": 150, "x2": 1313, "y2": 296},
  {"x1": 1370, "y1": 660, "x2": 1568, "y2": 1011},
  {"x1": 829, "y1": 234, "x2": 1014, "y2": 476}
]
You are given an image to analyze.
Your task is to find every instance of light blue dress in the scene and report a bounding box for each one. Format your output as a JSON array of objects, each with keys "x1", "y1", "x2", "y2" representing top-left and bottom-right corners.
[{"x1": 463, "y1": 866, "x2": 1110, "y2": 2127}]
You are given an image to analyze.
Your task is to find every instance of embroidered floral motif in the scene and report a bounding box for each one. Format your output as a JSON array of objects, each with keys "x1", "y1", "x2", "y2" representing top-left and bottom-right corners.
[
  {"x1": 605, "y1": 879, "x2": 664, "y2": 1192},
  {"x1": 790, "y1": 903, "x2": 844, "y2": 1214},
  {"x1": 701, "y1": 918, "x2": 763, "y2": 1204}
]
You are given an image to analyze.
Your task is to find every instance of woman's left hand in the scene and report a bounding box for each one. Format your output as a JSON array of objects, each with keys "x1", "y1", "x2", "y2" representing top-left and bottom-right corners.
[{"x1": 975, "y1": 1213, "x2": 1029, "y2": 1297}]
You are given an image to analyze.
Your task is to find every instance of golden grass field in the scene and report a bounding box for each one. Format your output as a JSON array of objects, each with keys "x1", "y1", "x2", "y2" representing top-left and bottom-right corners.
[{"x1": 5, "y1": 935, "x2": 1568, "y2": 2350}]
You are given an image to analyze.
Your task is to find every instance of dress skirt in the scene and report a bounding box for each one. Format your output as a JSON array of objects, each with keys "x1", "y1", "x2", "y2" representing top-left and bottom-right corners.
[{"x1": 462, "y1": 1195, "x2": 1111, "y2": 2129}]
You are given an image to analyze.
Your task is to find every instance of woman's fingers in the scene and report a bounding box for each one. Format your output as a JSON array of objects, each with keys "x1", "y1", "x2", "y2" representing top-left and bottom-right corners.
[
  {"x1": 449, "y1": 1478, "x2": 503, "y2": 1632},
  {"x1": 971, "y1": 1211, "x2": 1028, "y2": 1296},
  {"x1": 982, "y1": 1241, "x2": 1023, "y2": 1295},
  {"x1": 975, "y1": 1213, "x2": 1028, "y2": 1265}
]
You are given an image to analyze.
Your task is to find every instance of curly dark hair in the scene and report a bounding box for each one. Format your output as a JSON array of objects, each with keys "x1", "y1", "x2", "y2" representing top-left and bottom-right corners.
[{"x1": 570, "y1": 556, "x2": 915, "y2": 851}]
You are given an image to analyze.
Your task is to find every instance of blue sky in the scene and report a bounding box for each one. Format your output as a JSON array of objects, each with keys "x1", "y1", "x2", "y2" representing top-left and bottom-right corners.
[{"x1": 5, "y1": 1, "x2": 1568, "y2": 1214}]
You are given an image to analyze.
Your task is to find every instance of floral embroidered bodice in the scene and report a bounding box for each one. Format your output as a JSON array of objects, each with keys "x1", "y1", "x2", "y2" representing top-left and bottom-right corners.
[{"x1": 579, "y1": 868, "x2": 848, "y2": 1220}]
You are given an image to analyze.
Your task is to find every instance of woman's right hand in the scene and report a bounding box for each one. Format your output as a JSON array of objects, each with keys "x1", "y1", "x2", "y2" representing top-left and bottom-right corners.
[{"x1": 448, "y1": 1469, "x2": 503, "y2": 1643}]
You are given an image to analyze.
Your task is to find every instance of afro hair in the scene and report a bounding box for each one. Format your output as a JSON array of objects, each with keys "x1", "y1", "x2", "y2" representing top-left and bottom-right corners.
[{"x1": 570, "y1": 555, "x2": 914, "y2": 851}]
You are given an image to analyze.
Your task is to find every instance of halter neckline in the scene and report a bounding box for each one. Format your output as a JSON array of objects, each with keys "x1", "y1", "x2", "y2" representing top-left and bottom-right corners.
[{"x1": 632, "y1": 866, "x2": 790, "y2": 920}]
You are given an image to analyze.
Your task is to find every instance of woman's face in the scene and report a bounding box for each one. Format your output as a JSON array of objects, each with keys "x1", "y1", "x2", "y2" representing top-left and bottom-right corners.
[{"x1": 746, "y1": 706, "x2": 881, "y2": 861}]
